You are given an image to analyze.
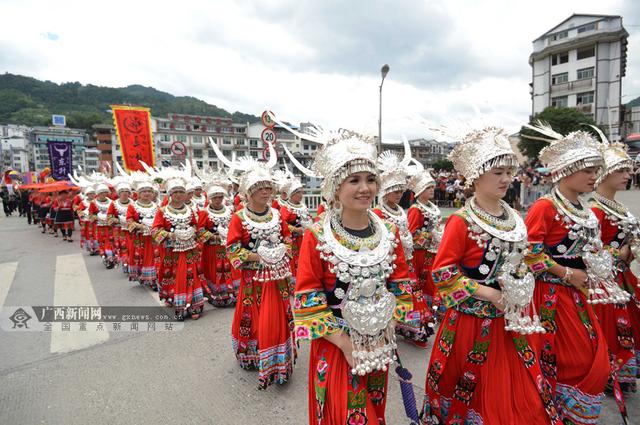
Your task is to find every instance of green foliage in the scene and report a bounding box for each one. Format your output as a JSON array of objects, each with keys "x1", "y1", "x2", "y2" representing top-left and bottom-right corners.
[
  {"x1": 627, "y1": 96, "x2": 640, "y2": 108},
  {"x1": 0, "y1": 72, "x2": 259, "y2": 129},
  {"x1": 432, "y1": 159, "x2": 454, "y2": 171},
  {"x1": 518, "y1": 107, "x2": 598, "y2": 160}
]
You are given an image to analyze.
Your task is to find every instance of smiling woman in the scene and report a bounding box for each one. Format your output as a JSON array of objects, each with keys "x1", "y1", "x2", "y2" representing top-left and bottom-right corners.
[{"x1": 275, "y1": 121, "x2": 414, "y2": 424}]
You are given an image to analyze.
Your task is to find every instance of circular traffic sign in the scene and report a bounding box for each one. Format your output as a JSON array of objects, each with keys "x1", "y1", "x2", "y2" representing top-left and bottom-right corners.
[
  {"x1": 261, "y1": 128, "x2": 277, "y2": 145},
  {"x1": 261, "y1": 110, "x2": 275, "y2": 128},
  {"x1": 170, "y1": 141, "x2": 186, "y2": 156}
]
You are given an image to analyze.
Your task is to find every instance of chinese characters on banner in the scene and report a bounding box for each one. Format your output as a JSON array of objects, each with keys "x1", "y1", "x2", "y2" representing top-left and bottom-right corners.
[
  {"x1": 47, "y1": 141, "x2": 73, "y2": 180},
  {"x1": 111, "y1": 105, "x2": 155, "y2": 171}
]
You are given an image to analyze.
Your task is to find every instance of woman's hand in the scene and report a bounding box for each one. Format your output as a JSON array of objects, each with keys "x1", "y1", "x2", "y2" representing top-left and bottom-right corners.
[
  {"x1": 324, "y1": 331, "x2": 354, "y2": 368},
  {"x1": 247, "y1": 252, "x2": 261, "y2": 262},
  {"x1": 619, "y1": 245, "x2": 631, "y2": 263},
  {"x1": 567, "y1": 268, "x2": 589, "y2": 290}
]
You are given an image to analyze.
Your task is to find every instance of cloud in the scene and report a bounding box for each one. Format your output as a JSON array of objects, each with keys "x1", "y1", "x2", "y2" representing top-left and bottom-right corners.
[{"x1": 0, "y1": 0, "x2": 637, "y2": 140}]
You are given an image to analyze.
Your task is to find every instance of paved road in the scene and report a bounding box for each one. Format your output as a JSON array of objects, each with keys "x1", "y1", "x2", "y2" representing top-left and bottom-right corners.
[{"x1": 1, "y1": 191, "x2": 639, "y2": 424}]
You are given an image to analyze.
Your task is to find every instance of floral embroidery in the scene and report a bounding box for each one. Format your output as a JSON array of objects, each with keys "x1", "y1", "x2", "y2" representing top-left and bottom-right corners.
[
  {"x1": 293, "y1": 290, "x2": 339, "y2": 340},
  {"x1": 432, "y1": 265, "x2": 479, "y2": 308},
  {"x1": 525, "y1": 242, "x2": 557, "y2": 274}
]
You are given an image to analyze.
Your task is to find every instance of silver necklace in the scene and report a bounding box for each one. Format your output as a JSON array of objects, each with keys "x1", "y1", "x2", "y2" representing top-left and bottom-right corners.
[{"x1": 330, "y1": 212, "x2": 380, "y2": 248}]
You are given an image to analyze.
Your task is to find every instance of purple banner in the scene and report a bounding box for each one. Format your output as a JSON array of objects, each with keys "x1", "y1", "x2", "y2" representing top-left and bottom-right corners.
[{"x1": 47, "y1": 141, "x2": 73, "y2": 181}]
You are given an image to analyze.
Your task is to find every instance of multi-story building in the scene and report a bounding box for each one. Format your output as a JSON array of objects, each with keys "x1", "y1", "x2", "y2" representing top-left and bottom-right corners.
[
  {"x1": 530, "y1": 14, "x2": 628, "y2": 140},
  {"x1": 379, "y1": 137, "x2": 453, "y2": 167},
  {"x1": 151, "y1": 114, "x2": 252, "y2": 170},
  {"x1": 29, "y1": 126, "x2": 89, "y2": 173},
  {"x1": 92, "y1": 124, "x2": 117, "y2": 170},
  {"x1": 0, "y1": 124, "x2": 31, "y2": 172}
]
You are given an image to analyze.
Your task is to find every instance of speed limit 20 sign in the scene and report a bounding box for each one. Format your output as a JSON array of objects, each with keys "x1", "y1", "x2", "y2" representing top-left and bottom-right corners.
[{"x1": 261, "y1": 128, "x2": 277, "y2": 145}]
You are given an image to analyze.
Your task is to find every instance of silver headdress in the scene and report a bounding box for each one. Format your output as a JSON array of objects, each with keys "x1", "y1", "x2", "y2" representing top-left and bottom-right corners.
[
  {"x1": 270, "y1": 113, "x2": 378, "y2": 202},
  {"x1": 209, "y1": 136, "x2": 277, "y2": 197},
  {"x1": 523, "y1": 121, "x2": 603, "y2": 183},
  {"x1": 192, "y1": 161, "x2": 227, "y2": 197},
  {"x1": 68, "y1": 169, "x2": 97, "y2": 195},
  {"x1": 141, "y1": 161, "x2": 191, "y2": 195},
  {"x1": 586, "y1": 125, "x2": 635, "y2": 186},
  {"x1": 406, "y1": 159, "x2": 435, "y2": 196},
  {"x1": 377, "y1": 136, "x2": 412, "y2": 198},
  {"x1": 448, "y1": 127, "x2": 519, "y2": 187}
]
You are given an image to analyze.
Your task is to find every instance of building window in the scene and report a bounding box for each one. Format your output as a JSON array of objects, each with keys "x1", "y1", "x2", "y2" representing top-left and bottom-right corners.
[
  {"x1": 196, "y1": 161, "x2": 203, "y2": 168},
  {"x1": 160, "y1": 134, "x2": 171, "y2": 142},
  {"x1": 577, "y1": 23, "x2": 596, "y2": 34},
  {"x1": 207, "y1": 149, "x2": 215, "y2": 157},
  {"x1": 161, "y1": 148, "x2": 171, "y2": 155},
  {"x1": 222, "y1": 150, "x2": 232, "y2": 156},
  {"x1": 176, "y1": 135, "x2": 187, "y2": 142},
  {"x1": 249, "y1": 139, "x2": 258, "y2": 148},
  {"x1": 235, "y1": 127, "x2": 245, "y2": 133},
  {"x1": 193, "y1": 136, "x2": 203, "y2": 144},
  {"x1": 577, "y1": 46, "x2": 595, "y2": 60},
  {"x1": 551, "y1": 52, "x2": 569, "y2": 65},
  {"x1": 193, "y1": 149, "x2": 203, "y2": 158},
  {"x1": 551, "y1": 73, "x2": 569, "y2": 85},
  {"x1": 551, "y1": 31, "x2": 568, "y2": 41},
  {"x1": 209, "y1": 161, "x2": 216, "y2": 168},
  {"x1": 551, "y1": 96, "x2": 568, "y2": 108},
  {"x1": 236, "y1": 138, "x2": 246, "y2": 146},
  {"x1": 576, "y1": 91, "x2": 594, "y2": 105},
  {"x1": 576, "y1": 67, "x2": 594, "y2": 80},
  {"x1": 222, "y1": 138, "x2": 232, "y2": 145}
]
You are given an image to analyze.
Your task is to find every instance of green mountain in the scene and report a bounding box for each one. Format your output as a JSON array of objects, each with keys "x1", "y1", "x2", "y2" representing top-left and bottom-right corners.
[
  {"x1": 0, "y1": 73, "x2": 259, "y2": 130},
  {"x1": 628, "y1": 96, "x2": 640, "y2": 108}
]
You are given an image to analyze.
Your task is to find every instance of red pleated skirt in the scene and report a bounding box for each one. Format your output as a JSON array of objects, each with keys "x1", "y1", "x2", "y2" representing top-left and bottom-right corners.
[
  {"x1": 308, "y1": 338, "x2": 389, "y2": 425},
  {"x1": 533, "y1": 282, "x2": 611, "y2": 425},
  {"x1": 201, "y1": 243, "x2": 234, "y2": 306},
  {"x1": 231, "y1": 269, "x2": 294, "y2": 388},
  {"x1": 423, "y1": 309, "x2": 555, "y2": 424}
]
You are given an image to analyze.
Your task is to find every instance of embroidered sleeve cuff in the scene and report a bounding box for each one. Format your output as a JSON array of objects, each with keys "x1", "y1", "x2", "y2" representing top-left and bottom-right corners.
[
  {"x1": 151, "y1": 228, "x2": 169, "y2": 244},
  {"x1": 603, "y1": 244, "x2": 621, "y2": 261},
  {"x1": 387, "y1": 279, "x2": 414, "y2": 324},
  {"x1": 228, "y1": 242, "x2": 250, "y2": 269},
  {"x1": 524, "y1": 242, "x2": 557, "y2": 274},
  {"x1": 432, "y1": 265, "x2": 479, "y2": 308},
  {"x1": 197, "y1": 228, "x2": 214, "y2": 243},
  {"x1": 293, "y1": 290, "x2": 339, "y2": 340}
]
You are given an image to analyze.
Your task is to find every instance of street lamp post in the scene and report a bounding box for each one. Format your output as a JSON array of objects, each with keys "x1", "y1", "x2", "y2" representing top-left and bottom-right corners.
[{"x1": 378, "y1": 64, "x2": 390, "y2": 149}]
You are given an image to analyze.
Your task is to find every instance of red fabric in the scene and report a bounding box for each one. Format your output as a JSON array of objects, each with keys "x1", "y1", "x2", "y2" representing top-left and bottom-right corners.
[
  {"x1": 197, "y1": 210, "x2": 233, "y2": 305},
  {"x1": 525, "y1": 199, "x2": 610, "y2": 396},
  {"x1": 152, "y1": 208, "x2": 207, "y2": 312},
  {"x1": 112, "y1": 106, "x2": 155, "y2": 171},
  {"x1": 227, "y1": 210, "x2": 294, "y2": 386},
  {"x1": 233, "y1": 194, "x2": 243, "y2": 211},
  {"x1": 407, "y1": 207, "x2": 436, "y2": 298},
  {"x1": 295, "y1": 228, "x2": 410, "y2": 424},
  {"x1": 425, "y1": 213, "x2": 553, "y2": 423},
  {"x1": 279, "y1": 205, "x2": 303, "y2": 280},
  {"x1": 126, "y1": 204, "x2": 157, "y2": 284},
  {"x1": 314, "y1": 203, "x2": 325, "y2": 223}
]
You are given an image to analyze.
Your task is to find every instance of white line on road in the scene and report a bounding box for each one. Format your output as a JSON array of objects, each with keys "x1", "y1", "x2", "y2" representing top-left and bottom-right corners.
[
  {"x1": 0, "y1": 262, "x2": 18, "y2": 307},
  {"x1": 50, "y1": 254, "x2": 109, "y2": 354}
]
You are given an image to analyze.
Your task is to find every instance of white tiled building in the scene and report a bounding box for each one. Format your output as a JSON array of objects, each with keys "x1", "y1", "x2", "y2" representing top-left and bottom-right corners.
[
  {"x1": 0, "y1": 125, "x2": 31, "y2": 172},
  {"x1": 530, "y1": 14, "x2": 628, "y2": 140}
]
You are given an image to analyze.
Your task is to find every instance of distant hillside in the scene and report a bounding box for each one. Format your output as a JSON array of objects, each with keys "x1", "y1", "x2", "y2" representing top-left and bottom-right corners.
[
  {"x1": 0, "y1": 73, "x2": 258, "y2": 130},
  {"x1": 628, "y1": 95, "x2": 640, "y2": 108}
]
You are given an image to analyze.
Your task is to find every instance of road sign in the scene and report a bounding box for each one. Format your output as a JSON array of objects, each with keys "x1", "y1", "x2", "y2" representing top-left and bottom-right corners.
[
  {"x1": 261, "y1": 110, "x2": 275, "y2": 128},
  {"x1": 261, "y1": 128, "x2": 277, "y2": 145},
  {"x1": 170, "y1": 141, "x2": 186, "y2": 156}
]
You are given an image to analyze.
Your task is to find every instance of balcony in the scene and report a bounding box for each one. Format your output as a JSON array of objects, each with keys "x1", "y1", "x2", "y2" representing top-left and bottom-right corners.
[{"x1": 551, "y1": 78, "x2": 593, "y2": 94}]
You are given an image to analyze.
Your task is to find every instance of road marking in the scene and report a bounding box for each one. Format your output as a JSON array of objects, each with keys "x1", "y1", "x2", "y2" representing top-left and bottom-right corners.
[
  {"x1": 50, "y1": 254, "x2": 109, "y2": 354},
  {"x1": 0, "y1": 262, "x2": 18, "y2": 307}
]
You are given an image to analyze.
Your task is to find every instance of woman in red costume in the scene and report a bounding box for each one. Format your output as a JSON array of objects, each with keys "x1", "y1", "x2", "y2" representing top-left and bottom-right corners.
[
  {"x1": 373, "y1": 139, "x2": 435, "y2": 348},
  {"x1": 589, "y1": 127, "x2": 638, "y2": 399},
  {"x1": 421, "y1": 127, "x2": 556, "y2": 425},
  {"x1": 53, "y1": 190, "x2": 75, "y2": 242},
  {"x1": 279, "y1": 122, "x2": 414, "y2": 424},
  {"x1": 197, "y1": 178, "x2": 234, "y2": 306},
  {"x1": 126, "y1": 175, "x2": 159, "y2": 290},
  {"x1": 212, "y1": 138, "x2": 295, "y2": 389},
  {"x1": 150, "y1": 167, "x2": 207, "y2": 320},
  {"x1": 107, "y1": 179, "x2": 133, "y2": 273},
  {"x1": 279, "y1": 175, "x2": 312, "y2": 289},
  {"x1": 407, "y1": 162, "x2": 444, "y2": 318},
  {"x1": 523, "y1": 123, "x2": 627, "y2": 424},
  {"x1": 89, "y1": 183, "x2": 115, "y2": 268}
]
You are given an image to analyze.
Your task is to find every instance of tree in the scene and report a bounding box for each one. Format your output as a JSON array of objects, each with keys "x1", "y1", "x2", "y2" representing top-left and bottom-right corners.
[
  {"x1": 66, "y1": 112, "x2": 108, "y2": 130},
  {"x1": 518, "y1": 107, "x2": 598, "y2": 160},
  {"x1": 432, "y1": 159, "x2": 453, "y2": 171}
]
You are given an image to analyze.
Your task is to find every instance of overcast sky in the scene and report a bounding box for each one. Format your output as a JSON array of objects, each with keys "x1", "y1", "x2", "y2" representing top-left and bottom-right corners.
[{"x1": 1, "y1": 0, "x2": 638, "y2": 140}]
